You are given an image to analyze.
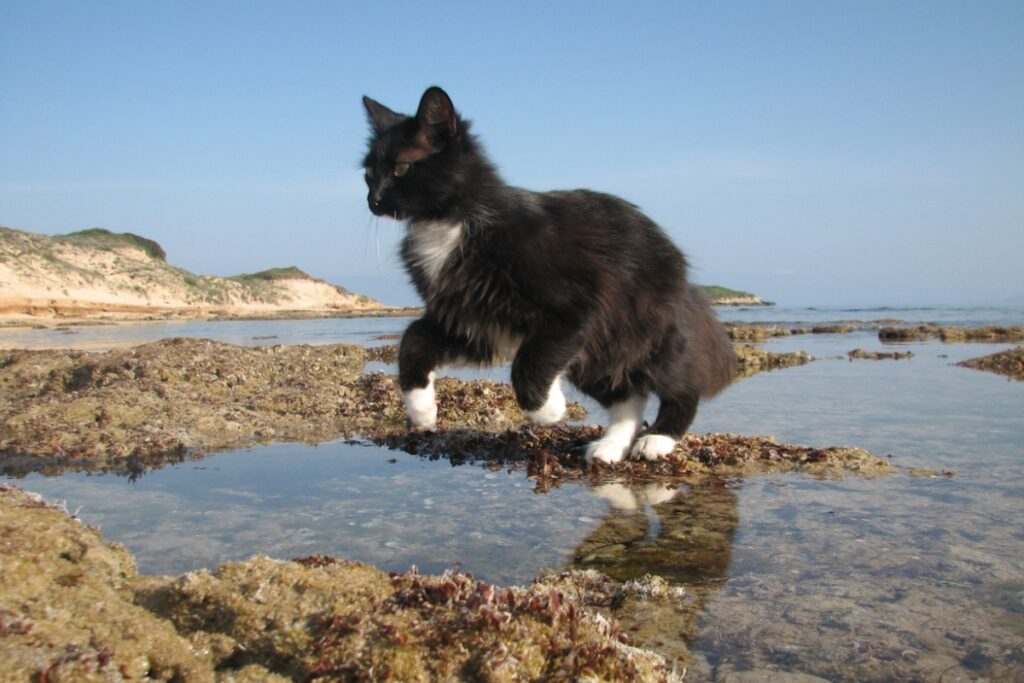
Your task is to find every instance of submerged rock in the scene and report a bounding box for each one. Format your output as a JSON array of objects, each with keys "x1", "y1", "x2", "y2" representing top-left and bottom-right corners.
[
  {"x1": 847, "y1": 348, "x2": 913, "y2": 360},
  {"x1": 0, "y1": 484, "x2": 682, "y2": 682}
]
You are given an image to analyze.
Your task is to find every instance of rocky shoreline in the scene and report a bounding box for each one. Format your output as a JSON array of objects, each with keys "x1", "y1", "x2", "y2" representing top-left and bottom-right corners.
[
  {"x1": 0, "y1": 484, "x2": 685, "y2": 682},
  {"x1": 0, "y1": 338, "x2": 832, "y2": 477},
  {"x1": 0, "y1": 336, "x2": 895, "y2": 680}
]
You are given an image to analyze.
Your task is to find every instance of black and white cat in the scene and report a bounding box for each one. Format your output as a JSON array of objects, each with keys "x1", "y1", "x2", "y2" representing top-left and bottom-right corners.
[{"x1": 362, "y1": 86, "x2": 736, "y2": 463}]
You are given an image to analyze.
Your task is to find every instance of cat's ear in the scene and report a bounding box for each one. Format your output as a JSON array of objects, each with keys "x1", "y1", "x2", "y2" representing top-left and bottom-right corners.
[
  {"x1": 415, "y1": 86, "x2": 458, "y2": 146},
  {"x1": 362, "y1": 96, "x2": 403, "y2": 133}
]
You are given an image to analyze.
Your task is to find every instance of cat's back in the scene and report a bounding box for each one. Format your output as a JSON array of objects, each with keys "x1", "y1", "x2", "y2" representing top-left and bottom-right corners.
[{"x1": 519, "y1": 187, "x2": 686, "y2": 273}]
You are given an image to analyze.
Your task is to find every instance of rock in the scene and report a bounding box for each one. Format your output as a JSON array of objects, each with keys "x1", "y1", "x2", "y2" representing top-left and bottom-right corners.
[
  {"x1": 734, "y1": 344, "x2": 811, "y2": 377},
  {"x1": 1, "y1": 484, "x2": 684, "y2": 682},
  {"x1": 0, "y1": 484, "x2": 212, "y2": 682},
  {"x1": 878, "y1": 325, "x2": 1024, "y2": 343},
  {"x1": 957, "y1": 345, "x2": 1024, "y2": 381},
  {"x1": 847, "y1": 348, "x2": 913, "y2": 361}
]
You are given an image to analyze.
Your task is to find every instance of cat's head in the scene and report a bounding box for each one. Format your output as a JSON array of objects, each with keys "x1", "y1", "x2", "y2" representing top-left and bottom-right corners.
[{"x1": 361, "y1": 86, "x2": 467, "y2": 221}]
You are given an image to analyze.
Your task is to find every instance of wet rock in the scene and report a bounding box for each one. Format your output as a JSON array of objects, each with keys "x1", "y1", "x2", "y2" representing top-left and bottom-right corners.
[
  {"x1": 734, "y1": 345, "x2": 811, "y2": 378},
  {"x1": 374, "y1": 428, "x2": 889, "y2": 482},
  {"x1": 0, "y1": 484, "x2": 212, "y2": 682},
  {"x1": 726, "y1": 324, "x2": 856, "y2": 341},
  {"x1": 956, "y1": 345, "x2": 1024, "y2": 381},
  {"x1": 1, "y1": 484, "x2": 682, "y2": 682},
  {"x1": 878, "y1": 325, "x2": 1024, "y2": 343},
  {"x1": 365, "y1": 343, "x2": 398, "y2": 364},
  {"x1": 725, "y1": 324, "x2": 792, "y2": 342},
  {"x1": 807, "y1": 324, "x2": 855, "y2": 335},
  {"x1": 0, "y1": 338, "x2": 585, "y2": 476},
  {"x1": 847, "y1": 348, "x2": 913, "y2": 361},
  {"x1": 0, "y1": 338, "x2": 876, "y2": 482}
]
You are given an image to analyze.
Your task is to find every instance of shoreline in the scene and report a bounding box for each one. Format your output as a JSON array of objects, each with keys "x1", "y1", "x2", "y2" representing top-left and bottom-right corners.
[
  {"x1": 0, "y1": 304, "x2": 424, "y2": 330},
  {"x1": 0, "y1": 294, "x2": 770, "y2": 330}
]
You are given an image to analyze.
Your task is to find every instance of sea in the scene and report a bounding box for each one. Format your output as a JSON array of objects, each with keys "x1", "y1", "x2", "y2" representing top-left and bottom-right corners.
[{"x1": 2, "y1": 304, "x2": 1022, "y2": 681}]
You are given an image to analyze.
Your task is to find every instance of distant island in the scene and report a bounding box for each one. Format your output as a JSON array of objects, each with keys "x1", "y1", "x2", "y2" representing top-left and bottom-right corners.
[
  {"x1": 0, "y1": 225, "x2": 383, "y2": 322},
  {"x1": 0, "y1": 225, "x2": 768, "y2": 323},
  {"x1": 699, "y1": 285, "x2": 771, "y2": 307}
]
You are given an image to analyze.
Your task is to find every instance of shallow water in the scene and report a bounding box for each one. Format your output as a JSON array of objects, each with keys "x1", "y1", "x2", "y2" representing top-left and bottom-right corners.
[
  {"x1": 4, "y1": 309, "x2": 1024, "y2": 680},
  {"x1": 2, "y1": 302, "x2": 1022, "y2": 351},
  {"x1": 0, "y1": 315, "x2": 412, "y2": 351}
]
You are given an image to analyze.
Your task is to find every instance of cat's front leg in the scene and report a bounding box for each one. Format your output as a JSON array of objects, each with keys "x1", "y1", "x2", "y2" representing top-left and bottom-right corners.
[
  {"x1": 398, "y1": 317, "x2": 450, "y2": 430},
  {"x1": 510, "y1": 334, "x2": 575, "y2": 426},
  {"x1": 402, "y1": 371, "x2": 438, "y2": 429}
]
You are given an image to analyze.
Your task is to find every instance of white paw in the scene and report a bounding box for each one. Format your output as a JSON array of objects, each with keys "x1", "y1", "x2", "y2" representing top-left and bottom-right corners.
[
  {"x1": 591, "y1": 484, "x2": 639, "y2": 511},
  {"x1": 403, "y1": 373, "x2": 437, "y2": 430},
  {"x1": 630, "y1": 434, "x2": 677, "y2": 461},
  {"x1": 525, "y1": 377, "x2": 566, "y2": 426},
  {"x1": 585, "y1": 438, "x2": 629, "y2": 464}
]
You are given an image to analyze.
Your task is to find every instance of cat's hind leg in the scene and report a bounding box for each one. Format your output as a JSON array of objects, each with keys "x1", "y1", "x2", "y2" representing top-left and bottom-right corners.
[
  {"x1": 630, "y1": 387, "x2": 699, "y2": 460},
  {"x1": 584, "y1": 394, "x2": 648, "y2": 464}
]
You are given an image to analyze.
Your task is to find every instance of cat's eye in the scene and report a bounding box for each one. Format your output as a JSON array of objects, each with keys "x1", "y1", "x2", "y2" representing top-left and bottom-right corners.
[
  {"x1": 364, "y1": 166, "x2": 373, "y2": 179},
  {"x1": 393, "y1": 163, "x2": 410, "y2": 177}
]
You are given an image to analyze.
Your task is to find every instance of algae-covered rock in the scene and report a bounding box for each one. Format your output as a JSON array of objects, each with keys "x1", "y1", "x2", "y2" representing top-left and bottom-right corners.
[
  {"x1": 847, "y1": 348, "x2": 913, "y2": 360},
  {"x1": 0, "y1": 484, "x2": 209, "y2": 682},
  {"x1": 1, "y1": 484, "x2": 682, "y2": 682},
  {"x1": 725, "y1": 324, "x2": 792, "y2": 342},
  {"x1": 376, "y1": 427, "x2": 889, "y2": 482},
  {"x1": 0, "y1": 339, "x2": 586, "y2": 475},
  {"x1": 725, "y1": 324, "x2": 855, "y2": 342},
  {"x1": 879, "y1": 325, "x2": 1024, "y2": 343},
  {"x1": 734, "y1": 344, "x2": 811, "y2": 378},
  {"x1": 957, "y1": 345, "x2": 1024, "y2": 381},
  {"x1": 141, "y1": 557, "x2": 679, "y2": 682}
]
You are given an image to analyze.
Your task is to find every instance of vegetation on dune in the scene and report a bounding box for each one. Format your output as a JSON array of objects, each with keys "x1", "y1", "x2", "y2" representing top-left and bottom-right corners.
[
  {"x1": 59, "y1": 227, "x2": 168, "y2": 262},
  {"x1": 231, "y1": 266, "x2": 311, "y2": 282},
  {"x1": 698, "y1": 284, "x2": 757, "y2": 300}
]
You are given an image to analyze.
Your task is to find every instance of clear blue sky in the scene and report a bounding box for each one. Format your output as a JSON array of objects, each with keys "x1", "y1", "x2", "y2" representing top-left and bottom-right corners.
[{"x1": 2, "y1": 1, "x2": 1022, "y2": 307}]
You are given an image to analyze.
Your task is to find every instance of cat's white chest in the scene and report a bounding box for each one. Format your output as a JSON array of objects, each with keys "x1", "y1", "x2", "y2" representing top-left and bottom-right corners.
[{"x1": 406, "y1": 220, "x2": 462, "y2": 289}]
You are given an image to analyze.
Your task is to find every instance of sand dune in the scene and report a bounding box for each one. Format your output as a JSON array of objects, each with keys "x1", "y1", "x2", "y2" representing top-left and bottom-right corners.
[{"x1": 0, "y1": 226, "x2": 382, "y2": 323}]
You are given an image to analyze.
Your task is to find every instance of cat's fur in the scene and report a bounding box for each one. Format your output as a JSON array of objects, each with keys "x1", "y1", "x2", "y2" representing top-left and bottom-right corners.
[{"x1": 362, "y1": 86, "x2": 736, "y2": 463}]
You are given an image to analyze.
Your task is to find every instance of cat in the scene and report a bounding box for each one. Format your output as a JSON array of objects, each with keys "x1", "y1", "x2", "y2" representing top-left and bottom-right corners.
[{"x1": 362, "y1": 86, "x2": 736, "y2": 463}]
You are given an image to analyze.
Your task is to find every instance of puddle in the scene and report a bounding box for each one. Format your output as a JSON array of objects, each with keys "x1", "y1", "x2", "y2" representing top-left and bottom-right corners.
[{"x1": 12, "y1": 441, "x2": 611, "y2": 585}]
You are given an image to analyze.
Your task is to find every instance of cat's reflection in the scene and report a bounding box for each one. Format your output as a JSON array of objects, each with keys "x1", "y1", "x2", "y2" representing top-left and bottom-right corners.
[
  {"x1": 573, "y1": 478, "x2": 737, "y2": 585},
  {"x1": 566, "y1": 478, "x2": 738, "y2": 660}
]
